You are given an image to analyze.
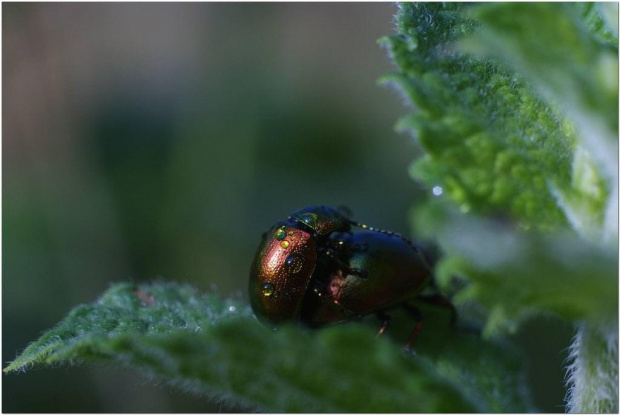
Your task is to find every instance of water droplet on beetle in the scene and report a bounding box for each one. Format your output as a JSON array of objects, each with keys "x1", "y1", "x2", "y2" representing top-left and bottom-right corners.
[
  {"x1": 280, "y1": 240, "x2": 290, "y2": 249},
  {"x1": 275, "y1": 229, "x2": 286, "y2": 241},
  {"x1": 262, "y1": 283, "x2": 274, "y2": 297}
]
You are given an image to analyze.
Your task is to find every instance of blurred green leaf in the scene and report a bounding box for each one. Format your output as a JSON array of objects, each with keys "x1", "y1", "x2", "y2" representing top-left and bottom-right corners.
[
  {"x1": 414, "y1": 202, "x2": 617, "y2": 335},
  {"x1": 576, "y1": 2, "x2": 619, "y2": 46}
]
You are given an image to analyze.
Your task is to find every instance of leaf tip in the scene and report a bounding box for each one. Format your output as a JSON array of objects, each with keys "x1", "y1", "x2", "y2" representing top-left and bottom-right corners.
[{"x1": 4, "y1": 360, "x2": 25, "y2": 374}]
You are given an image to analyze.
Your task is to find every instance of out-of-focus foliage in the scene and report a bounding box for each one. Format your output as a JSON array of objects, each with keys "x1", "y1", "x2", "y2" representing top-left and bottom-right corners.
[
  {"x1": 415, "y1": 203, "x2": 617, "y2": 335},
  {"x1": 4, "y1": 4, "x2": 420, "y2": 412},
  {"x1": 382, "y1": 3, "x2": 617, "y2": 413}
]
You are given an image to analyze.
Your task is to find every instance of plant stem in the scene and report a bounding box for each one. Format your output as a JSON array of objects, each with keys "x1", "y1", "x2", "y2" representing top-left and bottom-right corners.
[{"x1": 566, "y1": 322, "x2": 618, "y2": 412}]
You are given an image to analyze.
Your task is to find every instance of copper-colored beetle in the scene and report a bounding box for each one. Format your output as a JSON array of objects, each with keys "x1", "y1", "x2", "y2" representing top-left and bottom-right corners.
[{"x1": 249, "y1": 206, "x2": 454, "y2": 346}]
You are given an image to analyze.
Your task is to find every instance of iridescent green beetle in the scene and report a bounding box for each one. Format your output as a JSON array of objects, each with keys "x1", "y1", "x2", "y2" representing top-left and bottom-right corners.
[{"x1": 249, "y1": 205, "x2": 450, "y2": 345}]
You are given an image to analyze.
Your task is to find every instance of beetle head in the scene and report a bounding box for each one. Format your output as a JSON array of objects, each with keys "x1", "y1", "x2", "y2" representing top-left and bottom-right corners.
[
  {"x1": 290, "y1": 205, "x2": 351, "y2": 236},
  {"x1": 249, "y1": 221, "x2": 318, "y2": 324}
]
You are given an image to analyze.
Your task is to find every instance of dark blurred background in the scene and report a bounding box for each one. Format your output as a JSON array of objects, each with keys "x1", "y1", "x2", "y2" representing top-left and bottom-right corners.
[{"x1": 3, "y1": 3, "x2": 572, "y2": 412}]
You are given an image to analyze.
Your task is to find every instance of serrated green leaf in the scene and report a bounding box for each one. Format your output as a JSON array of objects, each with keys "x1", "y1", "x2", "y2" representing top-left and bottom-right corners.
[
  {"x1": 467, "y1": 3, "x2": 618, "y2": 135},
  {"x1": 4, "y1": 282, "x2": 252, "y2": 373},
  {"x1": 464, "y1": 3, "x2": 618, "y2": 241},
  {"x1": 471, "y1": 3, "x2": 618, "y2": 131},
  {"x1": 38, "y1": 322, "x2": 478, "y2": 413},
  {"x1": 381, "y1": 3, "x2": 580, "y2": 232},
  {"x1": 7, "y1": 281, "x2": 535, "y2": 412},
  {"x1": 383, "y1": 3, "x2": 618, "y2": 241}
]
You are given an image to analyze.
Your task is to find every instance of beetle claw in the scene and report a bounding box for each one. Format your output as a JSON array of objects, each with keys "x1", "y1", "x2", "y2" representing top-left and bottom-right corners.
[{"x1": 376, "y1": 312, "x2": 390, "y2": 337}]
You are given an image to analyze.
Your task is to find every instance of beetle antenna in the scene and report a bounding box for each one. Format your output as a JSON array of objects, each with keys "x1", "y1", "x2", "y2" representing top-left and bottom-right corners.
[{"x1": 349, "y1": 220, "x2": 370, "y2": 229}]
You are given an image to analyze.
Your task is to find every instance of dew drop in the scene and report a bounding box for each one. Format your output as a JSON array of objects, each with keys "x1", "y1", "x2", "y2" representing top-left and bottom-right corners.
[{"x1": 262, "y1": 283, "x2": 274, "y2": 297}]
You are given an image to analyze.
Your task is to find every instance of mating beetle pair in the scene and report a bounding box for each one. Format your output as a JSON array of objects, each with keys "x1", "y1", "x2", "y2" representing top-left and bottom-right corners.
[{"x1": 249, "y1": 205, "x2": 454, "y2": 346}]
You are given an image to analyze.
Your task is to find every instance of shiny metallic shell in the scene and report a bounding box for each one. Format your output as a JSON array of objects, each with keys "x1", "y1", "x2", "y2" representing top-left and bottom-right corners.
[{"x1": 249, "y1": 221, "x2": 317, "y2": 324}]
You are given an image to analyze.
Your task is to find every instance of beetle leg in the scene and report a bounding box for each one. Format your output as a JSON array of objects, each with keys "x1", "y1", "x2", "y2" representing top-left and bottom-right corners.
[
  {"x1": 404, "y1": 320, "x2": 424, "y2": 353},
  {"x1": 402, "y1": 305, "x2": 423, "y2": 351},
  {"x1": 376, "y1": 311, "x2": 390, "y2": 338}
]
